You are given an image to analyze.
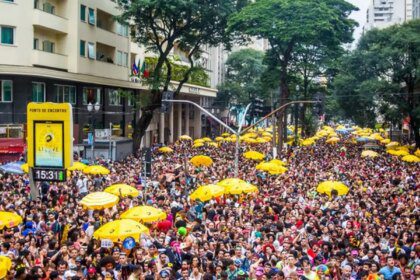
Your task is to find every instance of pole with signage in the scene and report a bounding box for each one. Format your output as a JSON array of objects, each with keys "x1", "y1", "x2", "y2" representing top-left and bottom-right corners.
[{"x1": 27, "y1": 103, "x2": 73, "y2": 199}]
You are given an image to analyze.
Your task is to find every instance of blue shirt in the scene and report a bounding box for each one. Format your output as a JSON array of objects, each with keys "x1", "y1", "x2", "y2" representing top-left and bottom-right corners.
[{"x1": 379, "y1": 266, "x2": 401, "y2": 280}]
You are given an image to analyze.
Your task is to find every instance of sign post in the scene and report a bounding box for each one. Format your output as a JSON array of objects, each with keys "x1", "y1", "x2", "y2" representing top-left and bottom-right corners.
[{"x1": 27, "y1": 103, "x2": 73, "y2": 199}]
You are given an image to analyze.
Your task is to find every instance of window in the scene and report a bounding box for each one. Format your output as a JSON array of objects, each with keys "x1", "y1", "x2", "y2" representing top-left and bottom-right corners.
[
  {"x1": 80, "y1": 5, "x2": 86, "y2": 21},
  {"x1": 42, "y1": 40, "x2": 55, "y2": 53},
  {"x1": 43, "y1": 2, "x2": 55, "y2": 14},
  {"x1": 88, "y1": 8, "x2": 95, "y2": 25},
  {"x1": 54, "y1": 85, "x2": 76, "y2": 104},
  {"x1": 33, "y1": 38, "x2": 39, "y2": 50},
  {"x1": 87, "y1": 42, "x2": 95, "y2": 59},
  {"x1": 32, "y1": 82, "x2": 45, "y2": 102},
  {"x1": 116, "y1": 51, "x2": 123, "y2": 65},
  {"x1": 123, "y1": 52, "x2": 128, "y2": 67},
  {"x1": 80, "y1": 40, "x2": 86, "y2": 57},
  {"x1": 108, "y1": 89, "x2": 122, "y2": 106},
  {"x1": 116, "y1": 22, "x2": 129, "y2": 37},
  {"x1": 127, "y1": 91, "x2": 134, "y2": 106},
  {"x1": 0, "y1": 80, "x2": 12, "y2": 102},
  {"x1": 0, "y1": 26, "x2": 14, "y2": 45},
  {"x1": 83, "y1": 88, "x2": 101, "y2": 105},
  {"x1": 3, "y1": 0, "x2": 14, "y2": 3},
  {"x1": 34, "y1": 0, "x2": 39, "y2": 9}
]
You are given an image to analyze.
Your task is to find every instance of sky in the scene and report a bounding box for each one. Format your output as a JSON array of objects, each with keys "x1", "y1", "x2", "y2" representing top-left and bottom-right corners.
[{"x1": 346, "y1": 0, "x2": 371, "y2": 44}]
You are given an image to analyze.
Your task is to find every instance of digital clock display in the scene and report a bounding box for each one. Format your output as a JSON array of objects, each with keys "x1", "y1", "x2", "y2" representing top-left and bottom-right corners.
[{"x1": 33, "y1": 168, "x2": 66, "y2": 182}]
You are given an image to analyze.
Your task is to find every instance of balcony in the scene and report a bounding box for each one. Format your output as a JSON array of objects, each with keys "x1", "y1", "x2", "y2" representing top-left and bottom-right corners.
[
  {"x1": 33, "y1": 8, "x2": 68, "y2": 34},
  {"x1": 32, "y1": 49, "x2": 68, "y2": 70}
]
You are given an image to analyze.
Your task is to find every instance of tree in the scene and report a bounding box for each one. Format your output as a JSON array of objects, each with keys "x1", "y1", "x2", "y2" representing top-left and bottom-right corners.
[
  {"x1": 216, "y1": 48, "x2": 267, "y2": 106},
  {"x1": 333, "y1": 20, "x2": 420, "y2": 146},
  {"x1": 117, "y1": 0, "x2": 239, "y2": 150},
  {"x1": 228, "y1": 0, "x2": 357, "y2": 146}
]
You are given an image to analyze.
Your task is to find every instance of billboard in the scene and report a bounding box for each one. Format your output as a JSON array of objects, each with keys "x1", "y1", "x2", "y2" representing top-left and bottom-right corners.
[{"x1": 27, "y1": 103, "x2": 73, "y2": 169}]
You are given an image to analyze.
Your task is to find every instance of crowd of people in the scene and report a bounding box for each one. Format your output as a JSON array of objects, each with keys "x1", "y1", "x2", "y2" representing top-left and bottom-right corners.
[{"x1": 0, "y1": 129, "x2": 418, "y2": 280}]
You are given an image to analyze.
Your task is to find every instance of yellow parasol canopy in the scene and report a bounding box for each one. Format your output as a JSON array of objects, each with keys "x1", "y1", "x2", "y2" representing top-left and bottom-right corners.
[
  {"x1": 158, "y1": 147, "x2": 173, "y2": 153},
  {"x1": 80, "y1": 192, "x2": 119, "y2": 210},
  {"x1": 243, "y1": 151, "x2": 265, "y2": 161},
  {"x1": 192, "y1": 143, "x2": 204, "y2": 148},
  {"x1": 401, "y1": 155, "x2": 420, "y2": 163},
  {"x1": 256, "y1": 162, "x2": 288, "y2": 175},
  {"x1": 207, "y1": 142, "x2": 218, "y2": 148},
  {"x1": 380, "y1": 138, "x2": 391, "y2": 144},
  {"x1": 68, "y1": 161, "x2": 88, "y2": 171},
  {"x1": 20, "y1": 163, "x2": 29, "y2": 173},
  {"x1": 269, "y1": 159, "x2": 287, "y2": 166},
  {"x1": 93, "y1": 219, "x2": 149, "y2": 242},
  {"x1": 179, "y1": 135, "x2": 192, "y2": 141},
  {"x1": 0, "y1": 211, "x2": 22, "y2": 229},
  {"x1": 221, "y1": 132, "x2": 230, "y2": 137},
  {"x1": 415, "y1": 149, "x2": 420, "y2": 157},
  {"x1": 217, "y1": 178, "x2": 247, "y2": 188},
  {"x1": 190, "y1": 155, "x2": 213, "y2": 167},
  {"x1": 361, "y1": 150, "x2": 379, "y2": 158},
  {"x1": 83, "y1": 165, "x2": 110, "y2": 175},
  {"x1": 104, "y1": 184, "x2": 139, "y2": 198},
  {"x1": 317, "y1": 181, "x2": 349, "y2": 197},
  {"x1": 387, "y1": 149, "x2": 409, "y2": 156},
  {"x1": 326, "y1": 137, "x2": 340, "y2": 144},
  {"x1": 217, "y1": 178, "x2": 258, "y2": 195},
  {"x1": 201, "y1": 137, "x2": 212, "y2": 142},
  {"x1": 121, "y1": 206, "x2": 166, "y2": 223},
  {"x1": 189, "y1": 184, "x2": 225, "y2": 202},
  {"x1": 0, "y1": 256, "x2": 12, "y2": 279},
  {"x1": 386, "y1": 141, "x2": 399, "y2": 148},
  {"x1": 215, "y1": 137, "x2": 225, "y2": 142}
]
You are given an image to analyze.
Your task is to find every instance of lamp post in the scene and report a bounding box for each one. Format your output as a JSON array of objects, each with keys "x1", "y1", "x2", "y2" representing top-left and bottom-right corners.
[
  {"x1": 87, "y1": 102, "x2": 100, "y2": 160},
  {"x1": 294, "y1": 85, "x2": 300, "y2": 146}
]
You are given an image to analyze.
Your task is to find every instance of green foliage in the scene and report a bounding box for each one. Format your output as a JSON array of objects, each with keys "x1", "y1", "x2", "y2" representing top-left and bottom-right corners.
[
  {"x1": 333, "y1": 20, "x2": 420, "y2": 145},
  {"x1": 144, "y1": 57, "x2": 209, "y2": 87},
  {"x1": 217, "y1": 48, "x2": 268, "y2": 105}
]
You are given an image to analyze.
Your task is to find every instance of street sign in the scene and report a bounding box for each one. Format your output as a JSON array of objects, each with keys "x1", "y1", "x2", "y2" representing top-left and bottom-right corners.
[
  {"x1": 161, "y1": 91, "x2": 174, "y2": 113},
  {"x1": 141, "y1": 148, "x2": 152, "y2": 178},
  {"x1": 27, "y1": 103, "x2": 73, "y2": 169}
]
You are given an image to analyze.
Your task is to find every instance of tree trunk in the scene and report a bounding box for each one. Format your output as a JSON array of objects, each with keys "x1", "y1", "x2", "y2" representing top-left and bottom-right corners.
[{"x1": 410, "y1": 117, "x2": 420, "y2": 148}]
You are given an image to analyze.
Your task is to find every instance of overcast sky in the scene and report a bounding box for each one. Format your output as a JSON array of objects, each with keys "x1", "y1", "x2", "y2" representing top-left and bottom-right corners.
[{"x1": 346, "y1": 0, "x2": 370, "y2": 43}]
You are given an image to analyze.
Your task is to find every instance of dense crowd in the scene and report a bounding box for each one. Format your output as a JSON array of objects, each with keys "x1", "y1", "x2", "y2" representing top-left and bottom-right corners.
[{"x1": 0, "y1": 132, "x2": 418, "y2": 280}]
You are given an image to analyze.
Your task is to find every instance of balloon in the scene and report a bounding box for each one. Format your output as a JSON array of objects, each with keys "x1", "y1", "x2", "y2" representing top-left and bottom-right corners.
[{"x1": 178, "y1": 227, "x2": 187, "y2": 236}]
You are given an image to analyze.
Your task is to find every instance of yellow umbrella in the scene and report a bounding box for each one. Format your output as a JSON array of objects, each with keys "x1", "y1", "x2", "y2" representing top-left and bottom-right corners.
[
  {"x1": 0, "y1": 256, "x2": 12, "y2": 279},
  {"x1": 301, "y1": 139, "x2": 315, "y2": 146},
  {"x1": 386, "y1": 141, "x2": 399, "y2": 148},
  {"x1": 68, "y1": 161, "x2": 87, "y2": 171},
  {"x1": 207, "y1": 142, "x2": 218, "y2": 148},
  {"x1": 387, "y1": 149, "x2": 409, "y2": 156},
  {"x1": 243, "y1": 151, "x2": 265, "y2": 161},
  {"x1": 201, "y1": 137, "x2": 212, "y2": 142},
  {"x1": 224, "y1": 182, "x2": 258, "y2": 195},
  {"x1": 221, "y1": 133, "x2": 230, "y2": 137},
  {"x1": 244, "y1": 138, "x2": 257, "y2": 144},
  {"x1": 401, "y1": 155, "x2": 420, "y2": 163},
  {"x1": 217, "y1": 178, "x2": 247, "y2": 188},
  {"x1": 194, "y1": 139, "x2": 205, "y2": 144},
  {"x1": 83, "y1": 165, "x2": 110, "y2": 175},
  {"x1": 415, "y1": 149, "x2": 420, "y2": 157},
  {"x1": 361, "y1": 150, "x2": 379, "y2": 158},
  {"x1": 0, "y1": 211, "x2": 22, "y2": 229},
  {"x1": 256, "y1": 162, "x2": 287, "y2": 175},
  {"x1": 80, "y1": 192, "x2": 119, "y2": 210},
  {"x1": 105, "y1": 184, "x2": 139, "y2": 198},
  {"x1": 179, "y1": 135, "x2": 192, "y2": 141},
  {"x1": 158, "y1": 147, "x2": 173, "y2": 153},
  {"x1": 326, "y1": 137, "x2": 340, "y2": 144},
  {"x1": 190, "y1": 184, "x2": 225, "y2": 202},
  {"x1": 380, "y1": 138, "x2": 391, "y2": 144},
  {"x1": 215, "y1": 137, "x2": 224, "y2": 142},
  {"x1": 317, "y1": 181, "x2": 349, "y2": 197},
  {"x1": 255, "y1": 138, "x2": 268, "y2": 144},
  {"x1": 193, "y1": 143, "x2": 204, "y2": 148},
  {"x1": 93, "y1": 219, "x2": 149, "y2": 242},
  {"x1": 20, "y1": 163, "x2": 29, "y2": 173},
  {"x1": 121, "y1": 206, "x2": 166, "y2": 223},
  {"x1": 269, "y1": 159, "x2": 287, "y2": 166},
  {"x1": 190, "y1": 155, "x2": 213, "y2": 167}
]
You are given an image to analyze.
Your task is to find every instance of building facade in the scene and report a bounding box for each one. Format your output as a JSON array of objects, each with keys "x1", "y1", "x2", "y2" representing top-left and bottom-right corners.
[
  {"x1": 364, "y1": 0, "x2": 413, "y2": 31},
  {"x1": 0, "y1": 0, "x2": 218, "y2": 150},
  {"x1": 413, "y1": 0, "x2": 420, "y2": 18}
]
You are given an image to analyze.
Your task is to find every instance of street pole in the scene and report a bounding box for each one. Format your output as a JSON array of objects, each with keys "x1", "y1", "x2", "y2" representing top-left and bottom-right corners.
[
  {"x1": 90, "y1": 112, "x2": 94, "y2": 161},
  {"x1": 109, "y1": 122, "x2": 112, "y2": 160},
  {"x1": 294, "y1": 103, "x2": 299, "y2": 145}
]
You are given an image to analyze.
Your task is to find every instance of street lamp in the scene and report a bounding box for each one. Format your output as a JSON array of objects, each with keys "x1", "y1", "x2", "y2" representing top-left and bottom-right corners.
[
  {"x1": 87, "y1": 102, "x2": 100, "y2": 160},
  {"x1": 294, "y1": 85, "x2": 300, "y2": 145}
]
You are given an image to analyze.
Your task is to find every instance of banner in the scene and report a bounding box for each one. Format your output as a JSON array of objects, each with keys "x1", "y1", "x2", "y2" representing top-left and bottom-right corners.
[{"x1": 34, "y1": 121, "x2": 64, "y2": 167}]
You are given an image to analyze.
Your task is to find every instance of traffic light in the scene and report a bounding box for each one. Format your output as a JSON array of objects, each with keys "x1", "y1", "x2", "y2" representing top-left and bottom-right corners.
[
  {"x1": 161, "y1": 91, "x2": 174, "y2": 113},
  {"x1": 253, "y1": 98, "x2": 265, "y2": 118}
]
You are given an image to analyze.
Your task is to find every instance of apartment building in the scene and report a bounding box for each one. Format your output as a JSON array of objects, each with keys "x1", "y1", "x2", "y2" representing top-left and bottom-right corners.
[
  {"x1": 364, "y1": 0, "x2": 413, "y2": 31},
  {"x1": 0, "y1": 0, "x2": 217, "y2": 147},
  {"x1": 414, "y1": 0, "x2": 420, "y2": 18}
]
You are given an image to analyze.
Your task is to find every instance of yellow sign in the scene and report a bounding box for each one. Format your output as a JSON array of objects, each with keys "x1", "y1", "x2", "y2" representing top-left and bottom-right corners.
[{"x1": 27, "y1": 103, "x2": 73, "y2": 169}]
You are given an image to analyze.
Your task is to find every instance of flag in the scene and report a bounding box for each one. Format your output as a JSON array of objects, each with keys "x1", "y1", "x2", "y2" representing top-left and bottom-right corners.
[
  {"x1": 140, "y1": 61, "x2": 150, "y2": 78},
  {"x1": 131, "y1": 60, "x2": 139, "y2": 77}
]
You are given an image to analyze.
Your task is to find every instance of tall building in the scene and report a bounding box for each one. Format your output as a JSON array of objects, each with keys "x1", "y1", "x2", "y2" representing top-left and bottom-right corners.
[
  {"x1": 364, "y1": 0, "x2": 413, "y2": 32},
  {"x1": 413, "y1": 0, "x2": 420, "y2": 18},
  {"x1": 0, "y1": 0, "x2": 217, "y2": 150}
]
